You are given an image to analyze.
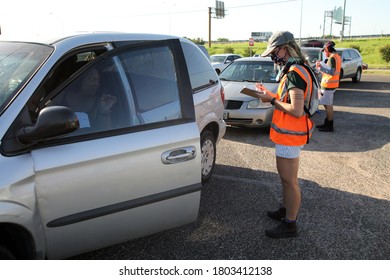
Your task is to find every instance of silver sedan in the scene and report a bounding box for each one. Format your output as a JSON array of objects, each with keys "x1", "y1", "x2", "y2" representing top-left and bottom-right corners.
[{"x1": 220, "y1": 57, "x2": 279, "y2": 128}]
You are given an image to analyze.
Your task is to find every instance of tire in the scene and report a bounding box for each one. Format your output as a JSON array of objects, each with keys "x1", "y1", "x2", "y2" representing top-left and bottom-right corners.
[
  {"x1": 200, "y1": 130, "x2": 216, "y2": 183},
  {"x1": 352, "y1": 68, "x2": 362, "y2": 83},
  {"x1": 0, "y1": 245, "x2": 16, "y2": 260}
]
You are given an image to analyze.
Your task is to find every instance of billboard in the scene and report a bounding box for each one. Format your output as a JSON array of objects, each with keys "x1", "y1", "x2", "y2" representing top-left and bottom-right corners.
[{"x1": 251, "y1": 32, "x2": 272, "y2": 42}]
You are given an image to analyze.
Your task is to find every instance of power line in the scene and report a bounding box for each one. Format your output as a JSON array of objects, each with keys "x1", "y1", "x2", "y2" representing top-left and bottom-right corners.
[
  {"x1": 228, "y1": 0, "x2": 298, "y2": 9},
  {"x1": 121, "y1": 0, "x2": 298, "y2": 18}
]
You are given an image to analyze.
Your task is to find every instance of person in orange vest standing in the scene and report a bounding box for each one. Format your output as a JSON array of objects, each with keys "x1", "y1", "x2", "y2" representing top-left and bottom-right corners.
[
  {"x1": 315, "y1": 41, "x2": 341, "y2": 132},
  {"x1": 256, "y1": 31, "x2": 315, "y2": 238}
]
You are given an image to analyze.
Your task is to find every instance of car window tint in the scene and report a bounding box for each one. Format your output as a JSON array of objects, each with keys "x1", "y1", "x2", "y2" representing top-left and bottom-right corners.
[
  {"x1": 350, "y1": 50, "x2": 358, "y2": 59},
  {"x1": 119, "y1": 46, "x2": 182, "y2": 124},
  {"x1": 49, "y1": 57, "x2": 128, "y2": 135},
  {"x1": 344, "y1": 50, "x2": 351, "y2": 60},
  {"x1": 220, "y1": 61, "x2": 278, "y2": 83},
  {"x1": 181, "y1": 42, "x2": 219, "y2": 92}
]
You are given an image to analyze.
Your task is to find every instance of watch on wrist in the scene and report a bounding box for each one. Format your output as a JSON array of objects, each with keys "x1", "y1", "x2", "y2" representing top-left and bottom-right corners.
[{"x1": 271, "y1": 98, "x2": 276, "y2": 105}]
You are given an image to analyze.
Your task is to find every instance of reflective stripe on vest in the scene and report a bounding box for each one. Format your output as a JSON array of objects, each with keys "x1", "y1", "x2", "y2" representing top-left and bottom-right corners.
[
  {"x1": 320, "y1": 53, "x2": 341, "y2": 89},
  {"x1": 271, "y1": 122, "x2": 314, "y2": 136}
]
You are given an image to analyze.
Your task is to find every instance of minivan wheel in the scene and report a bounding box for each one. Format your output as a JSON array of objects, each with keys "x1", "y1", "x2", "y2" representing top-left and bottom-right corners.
[
  {"x1": 352, "y1": 68, "x2": 362, "y2": 83},
  {"x1": 0, "y1": 245, "x2": 16, "y2": 260},
  {"x1": 201, "y1": 130, "x2": 216, "y2": 183}
]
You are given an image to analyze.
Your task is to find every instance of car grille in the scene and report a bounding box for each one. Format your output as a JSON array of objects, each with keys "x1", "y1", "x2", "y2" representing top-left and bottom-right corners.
[
  {"x1": 225, "y1": 100, "x2": 243, "y2": 110},
  {"x1": 225, "y1": 118, "x2": 253, "y2": 124}
]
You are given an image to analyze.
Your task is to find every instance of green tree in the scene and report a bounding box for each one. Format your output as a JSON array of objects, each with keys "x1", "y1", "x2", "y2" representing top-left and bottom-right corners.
[
  {"x1": 185, "y1": 37, "x2": 205, "y2": 45},
  {"x1": 217, "y1": 38, "x2": 229, "y2": 43}
]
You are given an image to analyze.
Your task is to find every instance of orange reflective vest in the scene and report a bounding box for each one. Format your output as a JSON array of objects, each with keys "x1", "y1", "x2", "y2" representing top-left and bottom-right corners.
[
  {"x1": 270, "y1": 65, "x2": 314, "y2": 146},
  {"x1": 320, "y1": 53, "x2": 341, "y2": 89}
]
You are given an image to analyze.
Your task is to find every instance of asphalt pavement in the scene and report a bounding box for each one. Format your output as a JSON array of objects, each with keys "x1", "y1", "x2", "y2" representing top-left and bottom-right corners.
[{"x1": 74, "y1": 74, "x2": 390, "y2": 260}]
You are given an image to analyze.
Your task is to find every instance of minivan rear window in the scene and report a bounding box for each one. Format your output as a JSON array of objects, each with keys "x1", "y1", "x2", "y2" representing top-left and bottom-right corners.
[{"x1": 181, "y1": 42, "x2": 219, "y2": 92}]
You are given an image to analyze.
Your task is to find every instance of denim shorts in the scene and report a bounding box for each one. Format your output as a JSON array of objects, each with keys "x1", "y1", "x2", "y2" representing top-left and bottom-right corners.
[{"x1": 275, "y1": 144, "x2": 304, "y2": 159}]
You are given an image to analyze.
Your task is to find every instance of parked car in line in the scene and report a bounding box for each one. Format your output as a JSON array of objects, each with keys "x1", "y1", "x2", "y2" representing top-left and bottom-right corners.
[
  {"x1": 301, "y1": 47, "x2": 364, "y2": 83},
  {"x1": 0, "y1": 32, "x2": 225, "y2": 259},
  {"x1": 210, "y1": 53, "x2": 242, "y2": 74},
  {"x1": 337, "y1": 48, "x2": 363, "y2": 82},
  {"x1": 301, "y1": 47, "x2": 324, "y2": 82},
  {"x1": 219, "y1": 57, "x2": 279, "y2": 128},
  {"x1": 301, "y1": 47, "x2": 324, "y2": 67},
  {"x1": 300, "y1": 39, "x2": 330, "y2": 48}
]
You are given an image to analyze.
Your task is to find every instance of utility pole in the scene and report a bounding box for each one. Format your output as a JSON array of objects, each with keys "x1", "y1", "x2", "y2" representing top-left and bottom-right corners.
[{"x1": 208, "y1": 1, "x2": 225, "y2": 48}]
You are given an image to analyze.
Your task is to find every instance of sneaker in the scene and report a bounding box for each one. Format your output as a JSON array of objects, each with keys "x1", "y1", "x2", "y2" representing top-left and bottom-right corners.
[
  {"x1": 267, "y1": 206, "x2": 286, "y2": 221},
  {"x1": 265, "y1": 218, "x2": 298, "y2": 238}
]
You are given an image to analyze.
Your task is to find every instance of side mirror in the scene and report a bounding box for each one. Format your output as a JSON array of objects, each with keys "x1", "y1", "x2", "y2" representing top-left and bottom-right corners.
[{"x1": 17, "y1": 106, "x2": 79, "y2": 144}]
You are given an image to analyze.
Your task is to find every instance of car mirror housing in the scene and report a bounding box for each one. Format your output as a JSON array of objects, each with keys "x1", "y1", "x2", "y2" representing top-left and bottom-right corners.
[{"x1": 17, "y1": 106, "x2": 79, "y2": 144}]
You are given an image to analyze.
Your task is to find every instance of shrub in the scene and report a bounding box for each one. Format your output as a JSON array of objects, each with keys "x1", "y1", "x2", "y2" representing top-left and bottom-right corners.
[
  {"x1": 223, "y1": 46, "x2": 234, "y2": 53},
  {"x1": 349, "y1": 44, "x2": 361, "y2": 53},
  {"x1": 243, "y1": 47, "x2": 253, "y2": 57},
  {"x1": 379, "y1": 45, "x2": 390, "y2": 63}
]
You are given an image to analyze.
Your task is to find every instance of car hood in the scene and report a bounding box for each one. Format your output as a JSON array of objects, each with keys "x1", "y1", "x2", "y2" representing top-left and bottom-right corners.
[{"x1": 221, "y1": 81, "x2": 279, "y2": 100}]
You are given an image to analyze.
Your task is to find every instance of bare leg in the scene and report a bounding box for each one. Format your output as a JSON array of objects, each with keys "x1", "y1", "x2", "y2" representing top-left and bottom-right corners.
[
  {"x1": 276, "y1": 156, "x2": 301, "y2": 220},
  {"x1": 324, "y1": 104, "x2": 334, "y2": 121}
]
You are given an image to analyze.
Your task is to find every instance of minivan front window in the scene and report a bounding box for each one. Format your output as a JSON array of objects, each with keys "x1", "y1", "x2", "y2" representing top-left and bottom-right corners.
[{"x1": 0, "y1": 42, "x2": 53, "y2": 113}]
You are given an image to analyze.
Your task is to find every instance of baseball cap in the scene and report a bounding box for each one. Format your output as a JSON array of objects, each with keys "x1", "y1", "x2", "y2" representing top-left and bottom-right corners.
[
  {"x1": 261, "y1": 31, "x2": 295, "y2": 57},
  {"x1": 322, "y1": 41, "x2": 336, "y2": 52}
]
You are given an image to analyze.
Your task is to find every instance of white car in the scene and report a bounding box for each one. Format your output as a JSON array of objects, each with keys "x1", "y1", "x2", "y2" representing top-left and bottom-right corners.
[
  {"x1": 210, "y1": 53, "x2": 242, "y2": 74},
  {"x1": 220, "y1": 57, "x2": 279, "y2": 128},
  {"x1": 0, "y1": 32, "x2": 225, "y2": 259}
]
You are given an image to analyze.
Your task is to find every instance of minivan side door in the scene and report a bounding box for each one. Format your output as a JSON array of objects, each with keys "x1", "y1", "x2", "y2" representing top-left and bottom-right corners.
[{"x1": 2, "y1": 39, "x2": 202, "y2": 259}]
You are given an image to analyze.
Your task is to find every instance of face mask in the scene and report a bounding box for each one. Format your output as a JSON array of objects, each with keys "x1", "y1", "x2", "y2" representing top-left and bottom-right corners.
[{"x1": 271, "y1": 53, "x2": 286, "y2": 66}]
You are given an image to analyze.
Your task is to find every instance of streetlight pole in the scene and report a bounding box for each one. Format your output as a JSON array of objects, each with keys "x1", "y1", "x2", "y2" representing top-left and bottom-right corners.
[
  {"x1": 208, "y1": 7, "x2": 212, "y2": 48},
  {"x1": 299, "y1": 0, "x2": 303, "y2": 44},
  {"x1": 340, "y1": 0, "x2": 346, "y2": 41}
]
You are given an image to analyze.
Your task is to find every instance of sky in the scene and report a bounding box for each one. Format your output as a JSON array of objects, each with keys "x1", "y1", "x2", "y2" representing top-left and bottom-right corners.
[{"x1": 0, "y1": 0, "x2": 389, "y2": 42}]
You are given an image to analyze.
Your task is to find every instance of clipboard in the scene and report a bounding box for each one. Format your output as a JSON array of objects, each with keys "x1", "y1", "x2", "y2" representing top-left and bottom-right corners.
[{"x1": 240, "y1": 87, "x2": 264, "y2": 99}]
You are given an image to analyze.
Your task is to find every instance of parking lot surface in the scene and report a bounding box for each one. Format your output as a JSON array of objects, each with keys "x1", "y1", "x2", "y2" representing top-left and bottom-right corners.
[{"x1": 74, "y1": 74, "x2": 390, "y2": 260}]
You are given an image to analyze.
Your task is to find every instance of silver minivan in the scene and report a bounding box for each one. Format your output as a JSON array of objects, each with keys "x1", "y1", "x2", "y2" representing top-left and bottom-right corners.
[{"x1": 0, "y1": 32, "x2": 225, "y2": 259}]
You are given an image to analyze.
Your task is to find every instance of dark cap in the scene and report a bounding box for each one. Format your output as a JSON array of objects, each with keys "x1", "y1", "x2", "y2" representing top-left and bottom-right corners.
[
  {"x1": 261, "y1": 31, "x2": 295, "y2": 57},
  {"x1": 323, "y1": 41, "x2": 336, "y2": 52}
]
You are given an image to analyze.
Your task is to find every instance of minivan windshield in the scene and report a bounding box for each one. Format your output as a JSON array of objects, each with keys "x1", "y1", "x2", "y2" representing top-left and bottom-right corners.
[{"x1": 0, "y1": 42, "x2": 53, "y2": 113}]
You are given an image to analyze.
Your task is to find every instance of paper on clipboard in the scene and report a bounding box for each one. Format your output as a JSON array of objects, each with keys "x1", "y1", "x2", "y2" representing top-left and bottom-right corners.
[{"x1": 240, "y1": 87, "x2": 264, "y2": 99}]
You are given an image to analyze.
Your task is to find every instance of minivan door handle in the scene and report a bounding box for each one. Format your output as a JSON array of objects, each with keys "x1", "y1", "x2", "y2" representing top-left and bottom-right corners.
[{"x1": 161, "y1": 146, "x2": 197, "y2": 164}]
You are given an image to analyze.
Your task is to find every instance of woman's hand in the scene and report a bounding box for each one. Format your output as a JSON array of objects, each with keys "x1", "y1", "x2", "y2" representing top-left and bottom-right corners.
[
  {"x1": 98, "y1": 94, "x2": 117, "y2": 115},
  {"x1": 255, "y1": 83, "x2": 277, "y2": 103}
]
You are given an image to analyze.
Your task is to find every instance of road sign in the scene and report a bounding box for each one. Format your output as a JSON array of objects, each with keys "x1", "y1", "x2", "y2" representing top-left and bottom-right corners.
[{"x1": 249, "y1": 37, "x2": 254, "y2": 46}]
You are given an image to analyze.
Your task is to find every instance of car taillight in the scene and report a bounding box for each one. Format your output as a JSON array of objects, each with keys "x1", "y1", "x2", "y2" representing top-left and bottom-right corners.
[{"x1": 220, "y1": 86, "x2": 225, "y2": 104}]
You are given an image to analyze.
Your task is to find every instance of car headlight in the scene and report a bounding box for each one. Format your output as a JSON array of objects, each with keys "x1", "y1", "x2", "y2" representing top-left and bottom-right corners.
[{"x1": 247, "y1": 99, "x2": 272, "y2": 109}]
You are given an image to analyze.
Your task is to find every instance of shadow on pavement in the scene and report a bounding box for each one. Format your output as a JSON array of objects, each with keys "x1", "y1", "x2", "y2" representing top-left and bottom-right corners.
[{"x1": 72, "y1": 164, "x2": 390, "y2": 260}]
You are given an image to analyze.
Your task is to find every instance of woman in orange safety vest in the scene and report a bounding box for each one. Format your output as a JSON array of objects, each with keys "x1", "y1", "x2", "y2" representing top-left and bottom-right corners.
[
  {"x1": 256, "y1": 31, "x2": 314, "y2": 238},
  {"x1": 316, "y1": 41, "x2": 342, "y2": 132}
]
